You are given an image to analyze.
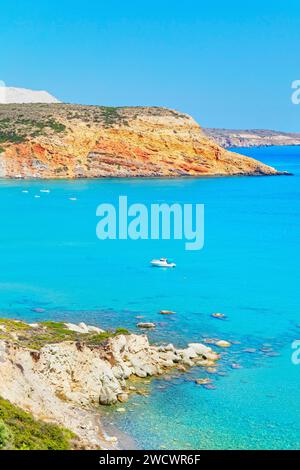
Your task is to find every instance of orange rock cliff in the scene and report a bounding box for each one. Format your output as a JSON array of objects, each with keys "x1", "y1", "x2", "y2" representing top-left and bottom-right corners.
[{"x1": 0, "y1": 103, "x2": 280, "y2": 178}]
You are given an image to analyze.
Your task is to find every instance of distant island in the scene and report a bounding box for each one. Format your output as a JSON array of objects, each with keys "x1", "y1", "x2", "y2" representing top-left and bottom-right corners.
[{"x1": 205, "y1": 128, "x2": 300, "y2": 149}]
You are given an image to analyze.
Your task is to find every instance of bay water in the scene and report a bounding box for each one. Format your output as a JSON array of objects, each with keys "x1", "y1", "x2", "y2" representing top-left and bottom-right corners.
[{"x1": 0, "y1": 145, "x2": 299, "y2": 449}]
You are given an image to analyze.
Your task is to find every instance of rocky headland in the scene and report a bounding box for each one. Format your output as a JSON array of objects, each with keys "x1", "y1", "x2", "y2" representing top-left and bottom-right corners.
[
  {"x1": 0, "y1": 319, "x2": 219, "y2": 449},
  {"x1": 0, "y1": 104, "x2": 281, "y2": 178},
  {"x1": 205, "y1": 128, "x2": 300, "y2": 149}
]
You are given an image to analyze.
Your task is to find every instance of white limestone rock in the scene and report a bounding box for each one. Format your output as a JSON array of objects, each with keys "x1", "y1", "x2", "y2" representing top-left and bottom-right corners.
[{"x1": 0, "y1": 86, "x2": 60, "y2": 104}]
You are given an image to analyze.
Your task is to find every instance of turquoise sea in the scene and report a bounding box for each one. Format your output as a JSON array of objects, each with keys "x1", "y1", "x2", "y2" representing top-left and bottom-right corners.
[{"x1": 0, "y1": 145, "x2": 299, "y2": 449}]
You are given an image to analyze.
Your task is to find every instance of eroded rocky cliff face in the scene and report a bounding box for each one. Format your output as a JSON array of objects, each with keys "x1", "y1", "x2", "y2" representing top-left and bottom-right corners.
[
  {"x1": 0, "y1": 104, "x2": 279, "y2": 178},
  {"x1": 0, "y1": 320, "x2": 219, "y2": 449}
]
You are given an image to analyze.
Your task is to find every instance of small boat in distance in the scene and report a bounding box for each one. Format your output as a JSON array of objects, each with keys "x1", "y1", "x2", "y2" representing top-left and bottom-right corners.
[{"x1": 151, "y1": 258, "x2": 176, "y2": 268}]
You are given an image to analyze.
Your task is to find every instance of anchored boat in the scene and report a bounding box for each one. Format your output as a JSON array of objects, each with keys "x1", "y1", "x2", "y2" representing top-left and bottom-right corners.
[{"x1": 151, "y1": 258, "x2": 176, "y2": 268}]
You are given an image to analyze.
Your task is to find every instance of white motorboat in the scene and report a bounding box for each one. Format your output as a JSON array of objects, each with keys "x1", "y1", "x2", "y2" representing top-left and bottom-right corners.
[{"x1": 151, "y1": 258, "x2": 176, "y2": 268}]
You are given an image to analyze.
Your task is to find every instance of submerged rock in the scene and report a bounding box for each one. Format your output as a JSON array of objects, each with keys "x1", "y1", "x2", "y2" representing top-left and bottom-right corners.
[
  {"x1": 231, "y1": 363, "x2": 242, "y2": 369},
  {"x1": 203, "y1": 338, "x2": 217, "y2": 344},
  {"x1": 31, "y1": 307, "x2": 46, "y2": 313},
  {"x1": 242, "y1": 348, "x2": 257, "y2": 354},
  {"x1": 203, "y1": 384, "x2": 216, "y2": 390},
  {"x1": 195, "y1": 378, "x2": 212, "y2": 385},
  {"x1": 207, "y1": 367, "x2": 217, "y2": 373},
  {"x1": 137, "y1": 322, "x2": 156, "y2": 329}
]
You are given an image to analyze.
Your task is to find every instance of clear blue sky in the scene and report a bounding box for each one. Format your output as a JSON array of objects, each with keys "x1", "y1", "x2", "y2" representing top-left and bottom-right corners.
[{"x1": 1, "y1": 0, "x2": 300, "y2": 131}]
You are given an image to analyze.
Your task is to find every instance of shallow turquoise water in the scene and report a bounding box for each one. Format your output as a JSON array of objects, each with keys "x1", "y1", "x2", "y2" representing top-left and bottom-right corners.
[{"x1": 0, "y1": 145, "x2": 299, "y2": 449}]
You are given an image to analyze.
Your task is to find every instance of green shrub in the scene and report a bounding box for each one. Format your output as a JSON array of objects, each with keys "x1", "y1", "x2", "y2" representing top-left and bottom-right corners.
[
  {"x1": 0, "y1": 132, "x2": 26, "y2": 144},
  {"x1": 101, "y1": 107, "x2": 121, "y2": 126},
  {"x1": 0, "y1": 397, "x2": 75, "y2": 450},
  {"x1": 0, "y1": 419, "x2": 12, "y2": 449},
  {"x1": 0, "y1": 318, "x2": 130, "y2": 350}
]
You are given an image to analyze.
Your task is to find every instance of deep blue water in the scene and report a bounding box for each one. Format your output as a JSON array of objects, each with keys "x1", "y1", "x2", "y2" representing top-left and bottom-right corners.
[{"x1": 0, "y1": 145, "x2": 299, "y2": 449}]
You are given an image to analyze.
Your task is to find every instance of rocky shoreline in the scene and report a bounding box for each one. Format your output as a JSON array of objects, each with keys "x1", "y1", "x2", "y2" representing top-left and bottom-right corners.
[{"x1": 0, "y1": 319, "x2": 219, "y2": 449}]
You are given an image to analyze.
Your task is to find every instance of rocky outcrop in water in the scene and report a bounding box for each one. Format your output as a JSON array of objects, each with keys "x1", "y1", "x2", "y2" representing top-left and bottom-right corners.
[
  {"x1": 0, "y1": 320, "x2": 219, "y2": 449},
  {"x1": 0, "y1": 104, "x2": 280, "y2": 178}
]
